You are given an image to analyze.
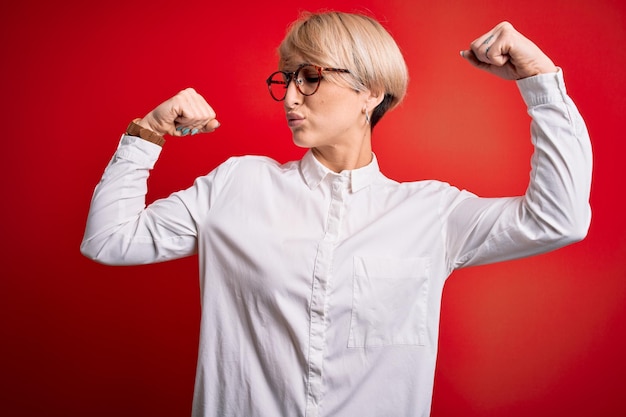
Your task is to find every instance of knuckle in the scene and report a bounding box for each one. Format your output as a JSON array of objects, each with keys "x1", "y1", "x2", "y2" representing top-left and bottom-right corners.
[
  {"x1": 498, "y1": 21, "x2": 514, "y2": 32},
  {"x1": 178, "y1": 87, "x2": 197, "y2": 100}
]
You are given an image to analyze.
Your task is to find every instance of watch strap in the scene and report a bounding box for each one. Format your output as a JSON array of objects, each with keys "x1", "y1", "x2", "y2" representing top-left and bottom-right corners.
[{"x1": 126, "y1": 119, "x2": 165, "y2": 147}]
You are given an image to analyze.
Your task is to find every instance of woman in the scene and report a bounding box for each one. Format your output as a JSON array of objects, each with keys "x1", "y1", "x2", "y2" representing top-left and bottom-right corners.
[{"x1": 81, "y1": 11, "x2": 592, "y2": 417}]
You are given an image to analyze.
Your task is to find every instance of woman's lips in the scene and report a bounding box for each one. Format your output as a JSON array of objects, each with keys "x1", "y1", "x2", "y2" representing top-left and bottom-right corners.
[{"x1": 286, "y1": 113, "x2": 304, "y2": 127}]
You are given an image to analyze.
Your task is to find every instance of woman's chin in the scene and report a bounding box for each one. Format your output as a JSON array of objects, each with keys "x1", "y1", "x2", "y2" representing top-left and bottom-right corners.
[{"x1": 291, "y1": 132, "x2": 314, "y2": 149}]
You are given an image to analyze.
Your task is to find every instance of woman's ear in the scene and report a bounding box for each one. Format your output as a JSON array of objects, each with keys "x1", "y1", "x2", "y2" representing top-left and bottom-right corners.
[{"x1": 365, "y1": 89, "x2": 385, "y2": 114}]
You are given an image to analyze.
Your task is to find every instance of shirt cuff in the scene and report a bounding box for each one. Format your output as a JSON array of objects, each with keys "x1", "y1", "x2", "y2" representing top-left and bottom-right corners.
[
  {"x1": 114, "y1": 134, "x2": 163, "y2": 169},
  {"x1": 516, "y1": 68, "x2": 567, "y2": 108}
]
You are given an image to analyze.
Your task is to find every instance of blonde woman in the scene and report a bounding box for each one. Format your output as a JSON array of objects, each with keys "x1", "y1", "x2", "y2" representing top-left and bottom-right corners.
[{"x1": 81, "y1": 11, "x2": 591, "y2": 417}]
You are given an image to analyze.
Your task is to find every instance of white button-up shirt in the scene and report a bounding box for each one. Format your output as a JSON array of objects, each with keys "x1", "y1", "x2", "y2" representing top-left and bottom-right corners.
[{"x1": 81, "y1": 70, "x2": 592, "y2": 417}]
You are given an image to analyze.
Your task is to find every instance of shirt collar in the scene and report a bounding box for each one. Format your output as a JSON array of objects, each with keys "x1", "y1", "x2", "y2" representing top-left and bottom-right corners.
[{"x1": 300, "y1": 149, "x2": 380, "y2": 193}]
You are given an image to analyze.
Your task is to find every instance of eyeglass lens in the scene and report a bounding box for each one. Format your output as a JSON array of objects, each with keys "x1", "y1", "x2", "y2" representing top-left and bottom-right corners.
[{"x1": 267, "y1": 65, "x2": 322, "y2": 101}]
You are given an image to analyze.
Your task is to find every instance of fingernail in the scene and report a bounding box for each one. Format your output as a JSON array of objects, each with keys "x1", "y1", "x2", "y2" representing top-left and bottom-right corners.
[
  {"x1": 182, "y1": 128, "x2": 190, "y2": 135},
  {"x1": 176, "y1": 126, "x2": 184, "y2": 131},
  {"x1": 460, "y1": 50, "x2": 465, "y2": 57},
  {"x1": 191, "y1": 128, "x2": 199, "y2": 135},
  {"x1": 215, "y1": 122, "x2": 221, "y2": 129}
]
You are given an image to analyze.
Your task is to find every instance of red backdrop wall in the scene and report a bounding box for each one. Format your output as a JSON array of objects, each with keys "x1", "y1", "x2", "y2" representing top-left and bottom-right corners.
[{"x1": 2, "y1": 0, "x2": 624, "y2": 416}]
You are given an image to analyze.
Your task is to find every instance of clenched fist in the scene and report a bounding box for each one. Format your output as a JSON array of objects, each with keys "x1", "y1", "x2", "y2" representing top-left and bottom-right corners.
[
  {"x1": 136, "y1": 88, "x2": 220, "y2": 137},
  {"x1": 461, "y1": 22, "x2": 558, "y2": 80}
]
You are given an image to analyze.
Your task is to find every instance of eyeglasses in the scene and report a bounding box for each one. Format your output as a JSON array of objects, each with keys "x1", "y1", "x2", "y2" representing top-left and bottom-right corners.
[{"x1": 265, "y1": 63, "x2": 351, "y2": 101}]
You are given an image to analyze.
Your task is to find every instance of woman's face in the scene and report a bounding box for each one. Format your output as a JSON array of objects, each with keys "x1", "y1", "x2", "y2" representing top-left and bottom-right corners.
[{"x1": 282, "y1": 61, "x2": 371, "y2": 152}]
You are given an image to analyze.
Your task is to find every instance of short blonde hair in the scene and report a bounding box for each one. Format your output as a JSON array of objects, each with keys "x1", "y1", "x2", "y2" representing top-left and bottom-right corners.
[{"x1": 278, "y1": 11, "x2": 409, "y2": 127}]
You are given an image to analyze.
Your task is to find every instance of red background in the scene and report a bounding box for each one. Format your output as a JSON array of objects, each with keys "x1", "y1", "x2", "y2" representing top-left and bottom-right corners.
[{"x1": 2, "y1": 0, "x2": 625, "y2": 416}]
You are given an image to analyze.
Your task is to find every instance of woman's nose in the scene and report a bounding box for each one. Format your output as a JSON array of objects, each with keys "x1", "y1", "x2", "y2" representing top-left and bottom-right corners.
[{"x1": 284, "y1": 78, "x2": 302, "y2": 107}]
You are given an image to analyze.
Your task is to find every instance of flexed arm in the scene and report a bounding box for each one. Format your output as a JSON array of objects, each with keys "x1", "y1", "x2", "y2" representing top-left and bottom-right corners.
[
  {"x1": 81, "y1": 89, "x2": 222, "y2": 265},
  {"x1": 446, "y1": 23, "x2": 592, "y2": 268}
]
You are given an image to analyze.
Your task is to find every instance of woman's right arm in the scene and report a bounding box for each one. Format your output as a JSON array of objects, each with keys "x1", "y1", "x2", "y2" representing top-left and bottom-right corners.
[{"x1": 80, "y1": 88, "x2": 221, "y2": 265}]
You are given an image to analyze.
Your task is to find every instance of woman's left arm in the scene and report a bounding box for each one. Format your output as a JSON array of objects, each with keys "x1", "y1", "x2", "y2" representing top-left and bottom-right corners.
[{"x1": 446, "y1": 22, "x2": 592, "y2": 268}]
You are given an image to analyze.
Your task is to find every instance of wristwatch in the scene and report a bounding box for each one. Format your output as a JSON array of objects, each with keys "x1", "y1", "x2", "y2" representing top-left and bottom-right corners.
[{"x1": 126, "y1": 119, "x2": 165, "y2": 147}]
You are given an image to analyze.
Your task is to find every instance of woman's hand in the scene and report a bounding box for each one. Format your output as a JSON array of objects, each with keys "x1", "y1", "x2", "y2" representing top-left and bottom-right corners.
[
  {"x1": 461, "y1": 21, "x2": 558, "y2": 80},
  {"x1": 136, "y1": 88, "x2": 220, "y2": 137}
]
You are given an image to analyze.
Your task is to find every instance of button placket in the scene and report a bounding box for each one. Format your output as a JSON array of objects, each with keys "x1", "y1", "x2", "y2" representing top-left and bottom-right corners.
[{"x1": 305, "y1": 176, "x2": 348, "y2": 417}]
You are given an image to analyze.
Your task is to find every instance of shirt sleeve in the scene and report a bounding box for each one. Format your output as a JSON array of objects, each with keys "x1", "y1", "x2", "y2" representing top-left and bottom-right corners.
[
  {"x1": 80, "y1": 135, "x2": 231, "y2": 266},
  {"x1": 444, "y1": 69, "x2": 592, "y2": 270}
]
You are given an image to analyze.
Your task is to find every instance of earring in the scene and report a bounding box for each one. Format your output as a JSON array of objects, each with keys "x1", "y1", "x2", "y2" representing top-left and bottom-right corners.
[{"x1": 363, "y1": 106, "x2": 370, "y2": 124}]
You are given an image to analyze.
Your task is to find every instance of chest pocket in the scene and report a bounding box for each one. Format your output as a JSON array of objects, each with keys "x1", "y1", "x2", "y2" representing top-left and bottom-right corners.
[{"x1": 348, "y1": 256, "x2": 430, "y2": 348}]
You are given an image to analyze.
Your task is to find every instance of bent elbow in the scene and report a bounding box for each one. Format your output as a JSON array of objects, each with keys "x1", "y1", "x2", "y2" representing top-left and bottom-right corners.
[
  {"x1": 80, "y1": 239, "x2": 124, "y2": 266},
  {"x1": 552, "y1": 204, "x2": 592, "y2": 247},
  {"x1": 560, "y1": 225, "x2": 588, "y2": 246},
  {"x1": 80, "y1": 239, "x2": 95, "y2": 259},
  {"x1": 80, "y1": 239, "x2": 109, "y2": 265},
  {"x1": 525, "y1": 198, "x2": 591, "y2": 250},
  {"x1": 565, "y1": 210, "x2": 591, "y2": 244}
]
